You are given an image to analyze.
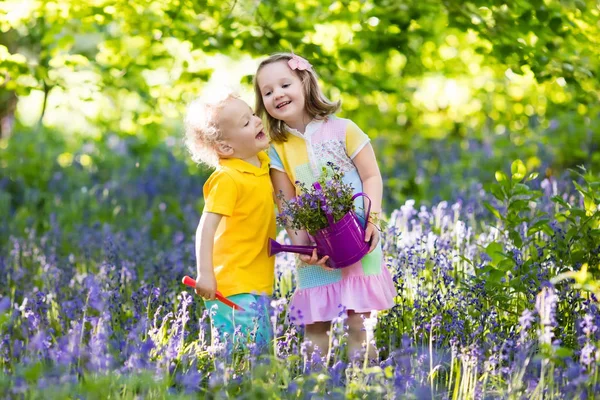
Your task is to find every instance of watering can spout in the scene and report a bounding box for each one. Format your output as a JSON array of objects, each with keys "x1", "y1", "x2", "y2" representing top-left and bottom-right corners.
[
  {"x1": 268, "y1": 238, "x2": 282, "y2": 256},
  {"x1": 268, "y1": 238, "x2": 316, "y2": 257}
]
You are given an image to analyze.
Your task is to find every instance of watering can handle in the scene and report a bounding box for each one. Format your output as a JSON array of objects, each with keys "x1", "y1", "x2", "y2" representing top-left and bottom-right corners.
[{"x1": 351, "y1": 192, "x2": 372, "y2": 230}]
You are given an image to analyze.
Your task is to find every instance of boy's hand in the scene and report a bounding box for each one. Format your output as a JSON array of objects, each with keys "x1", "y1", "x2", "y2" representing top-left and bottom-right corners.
[
  {"x1": 195, "y1": 275, "x2": 217, "y2": 300},
  {"x1": 299, "y1": 249, "x2": 333, "y2": 271},
  {"x1": 365, "y1": 222, "x2": 380, "y2": 253}
]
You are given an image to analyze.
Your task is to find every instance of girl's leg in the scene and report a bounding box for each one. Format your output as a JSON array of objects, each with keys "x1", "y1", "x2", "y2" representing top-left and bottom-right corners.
[
  {"x1": 346, "y1": 310, "x2": 376, "y2": 362},
  {"x1": 304, "y1": 321, "x2": 332, "y2": 357}
]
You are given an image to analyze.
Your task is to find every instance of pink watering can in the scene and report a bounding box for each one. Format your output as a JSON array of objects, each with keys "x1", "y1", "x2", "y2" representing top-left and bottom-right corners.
[{"x1": 269, "y1": 184, "x2": 371, "y2": 269}]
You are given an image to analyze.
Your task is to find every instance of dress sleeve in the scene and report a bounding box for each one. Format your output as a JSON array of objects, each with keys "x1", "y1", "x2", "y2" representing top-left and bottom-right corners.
[
  {"x1": 345, "y1": 120, "x2": 371, "y2": 159},
  {"x1": 202, "y1": 170, "x2": 237, "y2": 216},
  {"x1": 268, "y1": 145, "x2": 285, "y2": 172}
]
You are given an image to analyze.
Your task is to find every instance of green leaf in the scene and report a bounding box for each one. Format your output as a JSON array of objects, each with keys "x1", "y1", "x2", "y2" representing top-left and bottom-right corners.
[
  {"x1": 573, "y1": 181, "x2": 590, "y2": 197},
  {"x1": 498, "y1": 258, "x2": 515, "y2": 272},
  {"x1": 570, "y1": 250, "x2": 586, "y2": 264},
  {"x1": 511, "y1": 160, "x2": 526, "y2": 182},
  {"x1": 565, "y1": 226, "x2": 581, "y2": 242},
  {"x1": 490, "y1": 185, "x2": 506, "y2": 201},
  {"x1": 555, "y1": 212, "x2": 570, "y2": 223},
  {"x1": 569, "y1": 209, "x2": 588, "y2": 218},
  {"x1": 458, "y1": 254, "x2": 474, "y2": 266},
  {"x1": 553, "y1": 346, "x2": 573, "y2": 358},
  {"x1": 548, "y1": 17, "x2": 562, "y2": 33},
  {"x1": 495, "y1": 171, "x2": 508, "y2": 183},
  {"x1": 512, "y1": 183, "x2": 532, "y2": 195},
  {"x1": 536, "y1": 9, "x2": 549, "y2": 22},
  {"x1": 527, "y1": 219, "x2": 550, "y2": 236},
  {"x1": 485, "y1": 242, "x2": 505, "y2": 267},
  {"x1": 508, "y1": 199, "x2": 531, "y2": 212},
  {"x1": 56, "y1": 34, "x2": 75, "y2": 50},
  {"x1": 589, "y1": 229, "x2": 600, "y2": 237},
  {"x1": 484, "y1": 202, "x2": 502, "y2": 220},
  {"x1": 509, "y1": 277, "x2": 526, "y2": 292},
  {"x1": 0, "y1": 313, "x2": 9, "y2": 331},
  {"x1": 509, "y1": 229, "x2": 523, "y2": 247},
  {"x1": 583, "y1": 195, "x2": 596, "y2": 216},
  {"x1": 552, "y1": 196, "x2": 571, "y2": 209},
  {"x1": 477, "y1": 265, "x2": 494, "y2": 277},
  {"x1": 24, "y1": 362, "x2": 44, "y2": 382},
  {"x1": 488, "y1": 269, "x2": 506, "y2": 283},
  {"x1": 519, "y1": 10, "x2": 532, "y2": 22}
]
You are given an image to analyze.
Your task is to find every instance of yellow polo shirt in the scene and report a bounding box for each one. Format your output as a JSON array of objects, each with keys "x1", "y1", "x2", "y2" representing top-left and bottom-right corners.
[{"x1": 202, "y1": 151, "x2": 276, "y2": 297}]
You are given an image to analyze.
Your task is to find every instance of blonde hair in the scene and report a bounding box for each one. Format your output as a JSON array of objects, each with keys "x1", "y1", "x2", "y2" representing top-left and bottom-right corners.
[
  {"x1": 253, "y1": 52, "x2": 341, "y2": 142},
  {"x1": 183, "y1": 90, "x2": 239, "y2": 167}
]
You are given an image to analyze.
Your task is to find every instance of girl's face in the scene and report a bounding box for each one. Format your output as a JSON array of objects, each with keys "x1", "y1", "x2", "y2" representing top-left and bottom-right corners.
[{"x1": 256, "y1": 60, "x2": 307, "y2": 123}]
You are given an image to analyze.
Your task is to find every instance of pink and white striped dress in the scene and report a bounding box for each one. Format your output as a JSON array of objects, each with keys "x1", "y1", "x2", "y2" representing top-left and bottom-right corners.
[{"x1": 269, "y1": 116, "x2": 396, "y2": 325}]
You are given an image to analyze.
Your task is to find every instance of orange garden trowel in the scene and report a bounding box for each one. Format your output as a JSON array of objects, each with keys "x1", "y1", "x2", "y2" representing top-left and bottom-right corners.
[{"x1": 181, "y1": 276, "x2": 245, "y2": 311}]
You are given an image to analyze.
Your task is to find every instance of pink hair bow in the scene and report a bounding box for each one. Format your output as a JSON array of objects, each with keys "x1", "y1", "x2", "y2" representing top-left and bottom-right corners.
[{"x1": 287, "y1": 54, "x2": 312, "y2": 71}]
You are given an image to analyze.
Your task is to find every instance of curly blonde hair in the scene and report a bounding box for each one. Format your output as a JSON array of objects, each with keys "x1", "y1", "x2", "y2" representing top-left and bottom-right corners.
[
  {"x1": 254, "y1": 52, "x2": 340, "y2": 143},
  {"x1": 183, "y1": 90, "x2": 239, "y2": 167}
]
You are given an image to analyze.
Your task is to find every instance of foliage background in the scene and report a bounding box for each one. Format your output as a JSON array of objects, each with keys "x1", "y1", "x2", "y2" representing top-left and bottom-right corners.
[
  {"x1": 1, "y1": 1, "x2": 600, "y2": 397},
  {"x1": 2, "y1": 0, "x2": 599, "y2": 208}
]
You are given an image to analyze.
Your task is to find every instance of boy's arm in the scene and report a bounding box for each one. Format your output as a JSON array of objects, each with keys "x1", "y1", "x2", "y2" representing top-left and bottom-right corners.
[
  {"x1": 271, "y1": 169, "x2": 329, "y2": 267},
  {"x1": 195, "y1": 211, "x2": 223, "y2": 300}
]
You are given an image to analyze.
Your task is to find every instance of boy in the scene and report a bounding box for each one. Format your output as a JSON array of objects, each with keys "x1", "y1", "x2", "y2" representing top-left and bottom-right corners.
[{"x1": 184, "y1": 90, "x2": 275, "y2": 348}]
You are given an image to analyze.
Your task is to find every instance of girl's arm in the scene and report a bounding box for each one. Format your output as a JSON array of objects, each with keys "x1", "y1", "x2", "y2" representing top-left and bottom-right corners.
[
  {"x1": 195, "y1": 211, "x2": 222, "y2": 300},
  {"x1": 352, "y1": 143, "x2": 383, "y2": 252},
  {"x1": 271, "y1": 169, "x2": 330, "y2": 266}
]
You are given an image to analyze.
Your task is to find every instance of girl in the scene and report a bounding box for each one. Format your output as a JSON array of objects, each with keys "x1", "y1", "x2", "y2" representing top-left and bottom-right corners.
[{"x1": 254, "y1": 53, "x2": 396, "y2": 360}]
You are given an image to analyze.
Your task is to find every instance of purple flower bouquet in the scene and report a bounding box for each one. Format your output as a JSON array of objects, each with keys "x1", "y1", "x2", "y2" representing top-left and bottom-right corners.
[{"x1": 269, "y1": 165, "x2": 371, "y2": 269}]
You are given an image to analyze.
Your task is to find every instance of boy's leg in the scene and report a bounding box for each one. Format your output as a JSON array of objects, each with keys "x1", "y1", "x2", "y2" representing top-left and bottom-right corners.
[
  {"x1": 205, "y1": 294, "x2": 272, "y2": 349},
  {"x1": 204, "y1": 301, "x2": 235, "y2": 350}
]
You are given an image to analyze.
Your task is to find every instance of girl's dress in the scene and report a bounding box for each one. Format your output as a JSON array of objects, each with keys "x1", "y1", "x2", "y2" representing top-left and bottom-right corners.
[{"x1": 269, "y1": 115, "x2": 397, "y2": 325}]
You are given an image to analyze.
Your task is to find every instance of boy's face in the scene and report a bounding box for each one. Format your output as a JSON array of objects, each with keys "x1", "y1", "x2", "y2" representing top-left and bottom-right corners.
[
  {"x1": 256, "y1": 60, "x2": 306, "y2": 123},
  {"x1": 217, "y1": 98, "x2": 269, "y2": 161}
]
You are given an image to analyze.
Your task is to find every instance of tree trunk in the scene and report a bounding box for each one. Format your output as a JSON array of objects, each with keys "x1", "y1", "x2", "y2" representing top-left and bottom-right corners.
[
  {"x1": 37, "y1": 81, "x2": 51, "y2": 132},
  {"x1": 0, "y1": 91, "x2": 17, "y2": 139},
  {"x1": 0, "y1": 29, "x2": 18, "y2": 139}
]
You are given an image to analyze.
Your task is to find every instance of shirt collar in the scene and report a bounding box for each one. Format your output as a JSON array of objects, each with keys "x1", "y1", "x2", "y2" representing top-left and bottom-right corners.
[
  {"x1": 284, "y1": 118, "x2": 326, "y2": 139},
  {"x1": 219, "y1": 151, "x2": 270, "y2": 176}
]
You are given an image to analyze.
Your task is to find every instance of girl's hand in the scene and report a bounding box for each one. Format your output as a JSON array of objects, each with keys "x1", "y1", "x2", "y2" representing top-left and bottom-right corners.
[
  {"x1": 299, "y1": 249, "x2": 333, "y2": 270},
  {"x1": 195, "y1": 274, "x2": 217, "y2": 300},
  {"x1": 364, "y1": 222, "x2": 380, "y2": 253}
]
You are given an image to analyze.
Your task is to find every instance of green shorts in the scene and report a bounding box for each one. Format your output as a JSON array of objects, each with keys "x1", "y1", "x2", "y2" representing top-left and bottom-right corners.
[{"x1": 205, "y1": 293, "x2": 272, "y2": 350}]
